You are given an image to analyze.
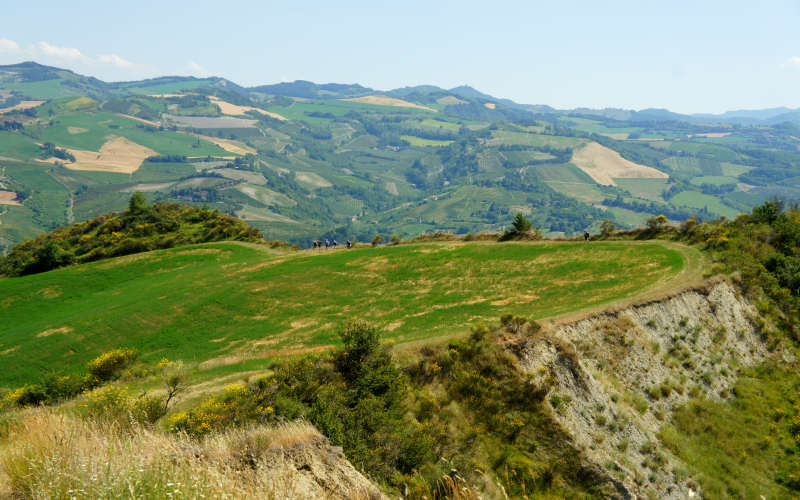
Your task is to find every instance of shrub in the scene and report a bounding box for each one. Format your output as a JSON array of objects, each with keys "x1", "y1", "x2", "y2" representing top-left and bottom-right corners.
[
  {"x1": 79, "y1": 385, "x2": 165, "y2": 425},
  {"x1": 646, "y1": 214, "x2": 668, "y2": 231},
  {"x1": 87, "y1": 348, "x2": 138, "y2": 382},
  {"x1": 499, "y1": 213, "x2": 541, "y2": 241},
  {"x1": 371, "y1": 234, "x2": 385, "y2": 246}
]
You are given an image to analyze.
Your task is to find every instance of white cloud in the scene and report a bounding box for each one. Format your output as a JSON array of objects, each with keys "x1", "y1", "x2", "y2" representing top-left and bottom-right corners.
[
  {"x1": 0, "y1": 38, "x2": 20, "y2": 52},
  {"x1": 788, "y1": 56, "x2": 800, "y2": 67},
  {"x1": 37, "y1": 41, "x2": 89, "y2": 61},
  {"x1": 186, "y1": 61, "x2": 209, "y2": 77},
  {"x1": 98, "y1": 53, "x2": 136, "y2": 69}
]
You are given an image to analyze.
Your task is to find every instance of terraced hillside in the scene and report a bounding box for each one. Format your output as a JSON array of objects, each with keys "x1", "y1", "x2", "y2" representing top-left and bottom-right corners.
[{"x1": 0, "y1": 239, "x2": 693, "y2": 387}]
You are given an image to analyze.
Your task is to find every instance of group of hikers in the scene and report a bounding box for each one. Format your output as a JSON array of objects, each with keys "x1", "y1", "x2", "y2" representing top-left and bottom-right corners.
[
  {"x1": 312, "y1": 238, "x2": 352, "y2": 250},
  {"x1": 312, "y1": 231, "x2": 591, "y2": 249}
]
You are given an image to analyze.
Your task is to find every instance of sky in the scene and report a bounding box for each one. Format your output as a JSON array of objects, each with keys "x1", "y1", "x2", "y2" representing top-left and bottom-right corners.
[{"x1": 1, "y1": 0, "x2": 799, "y2": 114}]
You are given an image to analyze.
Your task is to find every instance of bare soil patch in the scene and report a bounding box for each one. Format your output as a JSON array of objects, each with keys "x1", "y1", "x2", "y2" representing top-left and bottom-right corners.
[
  {"x1": 37, "y1": 326, "x2": 73, "y2": 338},
  {"x1": 0, "y1": 100, "x2": 45, "y2": 114},
  {"x1": 173, "y1": 248, "x2": 223, "y2": 256},
  {"x1": 59, "y1": 136, "x2": 158, "y2": 174},
  {"x1": 343, "y1": 95, "x2": 436, "y2": 112},
  {"x1": 0, "y1": 191, "x2": 21, "y2": 206},
  {"x1": 572, "y1": 142, "x2": 668, "y2": 186},
  {"x1": 191, "y1": 134, "x2": 256, "y2": 155},
  {"x1": 484, "y1": 103, "x2": 497, "y2": 109},
  {"x1": 208, "y1": 96, "x2": 287, "y2": 121},
  {"x1": 67, "y1": 126, "x2": 88, "y2": 134},
  {"x1": 689, "y1": 132, "x2": 731, "y2": 138},
  {"x1": 294, "y1": 172, "x2": 332, "y2": 188}
]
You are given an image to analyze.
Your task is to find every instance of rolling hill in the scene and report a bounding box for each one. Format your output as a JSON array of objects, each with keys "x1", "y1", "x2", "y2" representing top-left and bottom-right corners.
[
  {"x1": 2, "y1": 62, "x2": 800, "y2": 256},
  {"x1": 0, "y1": 238, "x2": 690, "y2": 386}
]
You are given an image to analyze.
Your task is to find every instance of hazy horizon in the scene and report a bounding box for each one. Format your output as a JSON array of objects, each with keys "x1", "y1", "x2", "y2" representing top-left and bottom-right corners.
[{"x1": 2, "y1": 0, "x2": 799, "y2": 114}]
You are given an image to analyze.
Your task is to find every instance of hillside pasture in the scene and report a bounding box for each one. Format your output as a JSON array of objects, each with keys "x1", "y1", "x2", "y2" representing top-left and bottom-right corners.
[
  {"x1": 401, "y1": 135, "x2": 452, "y2": 147},
  {"x1": 208, "y1": 96, "x2": 287, "y2": 121},
  {"x1": 670, "y1": 191, "x2": 741, "y2": 218},
  {"x1": 614, "y1": 178, "x2": 669, "y2": 202},
  {"x1": 486, "y1": 130, "x2": 585, "y2": 149},
  {"x1": 530, "y1": 163, "x2": 606, "y2": 203},
  {"x1": 37, "y1": 112, "x2": 228, "y2": 157},
  {"x1": 571, "y1": 142, "x2": 668, "y2": 186},
  {"x1": 191, "y1": 134, "x2": 256, "y2": 155},
  {"x1": 0, "y1": 100, "x2": 45, "y2": 114},
  {"x1": 0, "y1": 191, "x2": 21, "y2": 205},
  {"x1": 165, "y1": 114, "x2": 258, "y2": 129},
  {"x1": 37, "y1": 136, "x2": 158, "y2": 174},
  {"x1": 0, "y1": 240, "x2": 687, "y2": 386},
  {"x1": 342, "y1": 95, "x2": 436, "y2": 112}
]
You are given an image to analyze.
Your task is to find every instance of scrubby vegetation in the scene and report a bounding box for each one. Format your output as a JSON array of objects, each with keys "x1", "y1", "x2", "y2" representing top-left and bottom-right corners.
[
  {"x1": 147, "y1": 320, "x2": 605, "y2": 497},
  {"x1": 0, "y1": 319, "x2": 611, "y2": 498},
  {"x1": 0, "y1": 411, "x2": 342, "y2": 499},
  {"x1": 0, "y1": 193, "x2": 263, "y2": 276}
]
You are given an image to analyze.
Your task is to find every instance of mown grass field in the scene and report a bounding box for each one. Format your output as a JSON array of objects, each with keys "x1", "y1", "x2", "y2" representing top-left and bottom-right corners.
[{"x1": 0, "y1": 240, "x2": 686, "y2": 387}]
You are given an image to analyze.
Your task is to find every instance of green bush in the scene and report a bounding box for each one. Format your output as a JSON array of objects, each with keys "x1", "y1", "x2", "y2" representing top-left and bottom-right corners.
[{"x1": 87, "y1": 348, "x2": 138, "y2": 382}]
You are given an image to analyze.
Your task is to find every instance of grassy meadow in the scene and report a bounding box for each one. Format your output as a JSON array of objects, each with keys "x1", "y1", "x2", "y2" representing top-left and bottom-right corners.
[{"x1": 0, "y1": 240, "x2": 685, "y2": 387}]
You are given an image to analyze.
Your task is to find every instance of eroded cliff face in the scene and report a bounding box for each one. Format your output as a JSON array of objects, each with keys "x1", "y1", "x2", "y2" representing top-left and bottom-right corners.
[{"x1": 512, "y1": 279, "x2": 775, "y2": 499}]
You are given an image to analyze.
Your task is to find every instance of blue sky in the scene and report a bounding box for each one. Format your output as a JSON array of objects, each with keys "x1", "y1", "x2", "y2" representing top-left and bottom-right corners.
[{"x1": 1, "y1": 0, "x2": 799, "y2": 113}]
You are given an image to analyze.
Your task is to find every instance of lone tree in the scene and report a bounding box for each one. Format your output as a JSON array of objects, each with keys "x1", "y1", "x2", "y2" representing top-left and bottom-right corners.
[{"x1": 499, "y1": 213, "x2": 540, "y2": 241}]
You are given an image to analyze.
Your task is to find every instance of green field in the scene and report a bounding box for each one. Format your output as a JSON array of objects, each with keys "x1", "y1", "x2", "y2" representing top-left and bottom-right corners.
[
  {"x1": 671, "y1": 191, "x2": 741, "y2": 218},
  {"x1": 720, "y1": 162, "x2": 754, "y2": 177},
  {"x1": 690, "y1": 175, "x2": 738, "y2": 186},
  {"x1": 400, "y1": 135, "x2": 453, "y2": 147},
  {"x1": 0, "y1": 240, "x2": 687, "y2": 387},
  {"x1": 614, "y1": 178, "x2": 669, "y2": 202},
  {"x1": 532, "y1": 163, "x2": 606, "y2": 202},
  {"x1": 34, "y1": 112, "x2": 229, "y2": 156},
  {"x1": 486, "y1": 130, "x2": 586, "y2": 148}
]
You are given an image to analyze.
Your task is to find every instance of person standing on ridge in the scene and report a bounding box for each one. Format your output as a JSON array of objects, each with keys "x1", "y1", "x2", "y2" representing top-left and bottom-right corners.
[{"x1": 584, "y1": 231, "x2": 590, "y2": 241}]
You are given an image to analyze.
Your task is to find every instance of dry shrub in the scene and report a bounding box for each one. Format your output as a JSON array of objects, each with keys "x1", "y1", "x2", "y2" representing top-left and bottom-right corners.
[{"x1": 0, "y1": 408, "x2": 360, "y2": 499}]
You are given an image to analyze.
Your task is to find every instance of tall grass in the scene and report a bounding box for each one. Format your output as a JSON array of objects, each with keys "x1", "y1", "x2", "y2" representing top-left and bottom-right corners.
[{"x1": 0, "y1": 408, "x2": 367, "y2": 499}]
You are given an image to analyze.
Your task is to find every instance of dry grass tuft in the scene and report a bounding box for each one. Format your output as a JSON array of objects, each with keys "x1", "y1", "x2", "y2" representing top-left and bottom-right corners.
[{"x1": 0, "y1": 408, "x2": 354, "y2": 499}]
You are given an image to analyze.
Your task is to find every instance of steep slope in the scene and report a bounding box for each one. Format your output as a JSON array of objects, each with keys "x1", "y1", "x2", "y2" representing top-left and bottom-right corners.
[{"x1": 512, "y1": 278, "x2": 779, "y2": 498}]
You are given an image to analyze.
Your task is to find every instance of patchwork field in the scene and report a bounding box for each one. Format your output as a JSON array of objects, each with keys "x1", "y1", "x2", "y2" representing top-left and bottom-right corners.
[
  {"x1": 0, "y1": 240, "x2": 690, "y2": 386},
  {"x1": 0, "y1": 191, "x2": 21, "y2": 205},
  {"x1": 53, "y1": 136, "x2": 158, "y2": 174},
  {"x1": 192, "y1": 134, "x2": 256, "y2": 155},
  {"x1": 164, "y1": 114, "x2": 258, "y2": 129},
  {"x1": 571, "y1": 142, "x2": 668, "y2": 186},
  {"x1": 208, "y1": 96, "x2": 287, "y2": 121},
  {"x1": 0, "y1": 100, "x2": 45, "y2": 113}
]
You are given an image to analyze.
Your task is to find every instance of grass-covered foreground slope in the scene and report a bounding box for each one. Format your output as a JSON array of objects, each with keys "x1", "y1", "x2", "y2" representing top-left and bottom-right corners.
[{"x1": 0, "y1": 240, "x2": 686, "y2": 387}]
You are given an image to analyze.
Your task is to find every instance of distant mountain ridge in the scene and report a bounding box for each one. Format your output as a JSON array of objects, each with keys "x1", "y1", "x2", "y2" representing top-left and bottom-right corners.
[{"x1": 1, "y1": 61, "x2": 798, "y2": 126}]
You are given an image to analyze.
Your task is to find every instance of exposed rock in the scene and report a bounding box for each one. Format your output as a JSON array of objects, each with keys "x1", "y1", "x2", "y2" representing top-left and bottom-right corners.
[
  {"x1": 512, "y1": 279, "x2": 775, "y2": 499},
  {"x1": 259, "y1": 435, "x2": 386, "y2": 499}
]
